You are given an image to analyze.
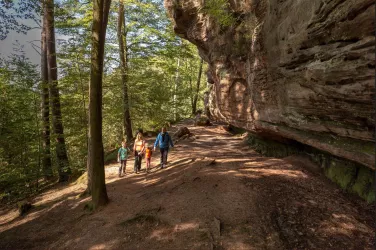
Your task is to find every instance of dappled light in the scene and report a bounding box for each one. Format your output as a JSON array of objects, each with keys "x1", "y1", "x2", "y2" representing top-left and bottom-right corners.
[
  {"x1": 0, "y1": 120, "x2": 374, "y2": 249},
  {"x1": 0, "y1": 0, "x2": 375, "y2": 248}
]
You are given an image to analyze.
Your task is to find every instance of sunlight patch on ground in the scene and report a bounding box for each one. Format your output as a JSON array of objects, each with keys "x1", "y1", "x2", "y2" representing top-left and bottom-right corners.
[
  {"x1": 149, "y1": 221, "x2": 199, "y2": 241},
  {"x1": 319, "y1": 213, "x2": 372, "y2": 237},
  {"x1": 0, "y1": 209, "x2": 18, "y2": 228},
  {"x1": 0, "y1": 206, "x2": 48, "y2": 233},
  {"x1": 173, "y1": 221, "x2": 199, "y2": 231},
  {"x1": 149, "y1": 228, "x2": 173, "y2": 241},
  {"x1": 239, "y1": 167, "x2": 308, "y2": 178}
]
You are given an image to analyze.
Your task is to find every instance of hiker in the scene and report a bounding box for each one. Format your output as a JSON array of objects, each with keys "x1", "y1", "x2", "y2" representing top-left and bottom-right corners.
[
  {"x1": 133, "y1": 132, "x2": 145, "y2": 174},
  {"x1": 145, "y1": 143, "x2": 153, "y2": 173},
  {"x1": 117, "y1": 141, "x2": 130, "y2": 177},
  {"x1": 153, "y1": 127, "x2": 174, "y2": 169}
]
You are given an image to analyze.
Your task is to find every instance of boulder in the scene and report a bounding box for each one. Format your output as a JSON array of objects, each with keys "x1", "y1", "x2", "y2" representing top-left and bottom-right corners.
[
  {"x1": 173, "y1": 126, "x2": 191, "y2": 139},
  {"x1": 195, "y1": 115, "x2": 212, "y2": 126},
  {"x1": 165, "y1": 0, "x2": 375, "y2": 169}
]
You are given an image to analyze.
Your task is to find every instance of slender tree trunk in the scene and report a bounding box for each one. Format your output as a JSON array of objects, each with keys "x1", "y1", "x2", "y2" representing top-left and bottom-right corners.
[
  {"x1": 89, "y1": 0, "x2": 111, "y2": 208},
  {"x1": 72, "y1": 46, "x2": 91, "y2": 194},
  {"x1": 192, "y1": 58, "x2": 203, "y2": 115},
  {"x1": 41, "y1": 2, "x2": 53, "y2": 179},
  {"x1": 34, "y1": 91, "x2": 41, "y2": 191},
  {"x1": 117, "y1": 0, "x2": 133, "y2": 142},
  {"x1": 173, "y1": 57, "x2": 180, "y2": 121},
  {"x1": 45, "y1": 0, "x2": 70, "y2": 182}
]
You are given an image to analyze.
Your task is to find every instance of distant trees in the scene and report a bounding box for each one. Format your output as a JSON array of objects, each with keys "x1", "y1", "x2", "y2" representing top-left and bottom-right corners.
[{"x1": 0, "y1": 0, "x2": 207, "y2": 206}]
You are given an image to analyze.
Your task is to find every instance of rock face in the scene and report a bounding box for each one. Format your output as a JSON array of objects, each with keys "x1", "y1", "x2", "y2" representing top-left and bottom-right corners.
[{"x1": 165, "y1": 0, "x2": 375, "y2": 169}]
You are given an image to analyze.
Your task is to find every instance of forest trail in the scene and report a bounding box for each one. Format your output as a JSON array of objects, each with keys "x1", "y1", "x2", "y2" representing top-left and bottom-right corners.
[{"x1": 0, "y1": 120, "x2": 374, "y2": 249}]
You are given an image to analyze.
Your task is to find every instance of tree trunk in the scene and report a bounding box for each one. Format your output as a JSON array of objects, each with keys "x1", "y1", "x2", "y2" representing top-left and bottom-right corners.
[
  {"x1": 117, "y1": 0, "x2": 133, "y2": 142},
  {"x1": 192, "y1": 58, "x2": 203, "y2": 115},
  {"x1": 173, "y1": 57, "x2": 180, "y2": 121},
  {"x1": 89, "y1": 0, "x2": 111, "y2": 208},
  {"x1": 41, "y1": 2, "x2": 53, "y2": 179},
  {"x1": 45, "y1": 0, "x2": 70, "y2": 182}
]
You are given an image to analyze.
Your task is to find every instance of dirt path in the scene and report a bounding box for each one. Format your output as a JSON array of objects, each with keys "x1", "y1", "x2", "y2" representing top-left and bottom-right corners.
[{"x1": 0, "y1": 120, "x2": 374, "y2": 249}]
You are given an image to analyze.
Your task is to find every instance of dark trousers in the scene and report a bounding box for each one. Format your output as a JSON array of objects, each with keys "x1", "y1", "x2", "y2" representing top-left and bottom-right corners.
[
  {"x1": 134, "y1": 155, "x2": 142, "y2": 172},
  {"x1": 160, "y1": 148, "x2": 169, "y2": 166},
  {"x1": 119, "y1": 160, "x2": 127, "y2": 174}
]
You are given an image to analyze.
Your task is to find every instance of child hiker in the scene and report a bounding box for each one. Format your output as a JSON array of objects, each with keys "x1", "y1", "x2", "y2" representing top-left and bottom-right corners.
[
  {"x1": 117, "y1": 141, "x2": 130, "y2": 177},
  {"x1": 154, "y1": 127, "x2": 174, "y2": 169},
  {"x1": 145, "y1": 143, "x2": 153, "y2": 173}
]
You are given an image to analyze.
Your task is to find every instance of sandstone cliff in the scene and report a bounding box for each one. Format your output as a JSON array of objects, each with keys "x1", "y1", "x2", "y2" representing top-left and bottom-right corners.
[{"x1": 165, "y1": 0, "x2": 375, "y2": 169}]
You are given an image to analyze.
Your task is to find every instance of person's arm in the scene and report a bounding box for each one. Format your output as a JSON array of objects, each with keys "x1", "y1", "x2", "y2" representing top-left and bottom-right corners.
[
  {"x1": 153, "y1": 134, "x2": 159, "y2": 150},
  {"x1": 169, "y1": 134, "x2": 174, "y2": 147},
  {"x1": 141, "y1": 140, "x2": 146, "y2": 153},
  {"x1": 117, "y1": 149, "x2": 120, "y2": 162}
]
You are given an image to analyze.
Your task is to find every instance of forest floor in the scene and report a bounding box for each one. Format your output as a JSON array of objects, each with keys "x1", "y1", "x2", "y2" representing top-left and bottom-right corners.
[{"x1": 0, "y1": 120, "x2": 374, "y2": 249}]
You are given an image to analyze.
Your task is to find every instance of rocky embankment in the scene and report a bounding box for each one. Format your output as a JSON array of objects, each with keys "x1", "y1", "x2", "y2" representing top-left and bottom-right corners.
[{"x1": 164, "y1": 0, "x2": 375, "y2": 201}]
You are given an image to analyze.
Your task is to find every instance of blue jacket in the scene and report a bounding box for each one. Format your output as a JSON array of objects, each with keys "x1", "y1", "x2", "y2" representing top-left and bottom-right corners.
[{"x1": 154, "y1": 132, "x2": 174, "y2": 149}]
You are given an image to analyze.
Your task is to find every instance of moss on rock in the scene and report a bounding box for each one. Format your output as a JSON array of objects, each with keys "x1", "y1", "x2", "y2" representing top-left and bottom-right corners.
[
  {"x1": 242, "y1": 128, "x2": 375, "y2": 203},
  {"x1": 245, "y1": 133, "x2": 300, "y2": 158},
  {"x1": 324, "y1": 160, "x2": 357, "y2": 190},
  {"x1": 352, "y1": 167, "x2": 375, "y2": 203}
]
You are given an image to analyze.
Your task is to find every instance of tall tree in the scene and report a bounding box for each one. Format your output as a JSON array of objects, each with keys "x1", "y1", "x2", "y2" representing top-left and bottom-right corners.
[
  {"x1": 117, "y1": 0, "x2": 133, "y2": 141},
  {"x1": 41, "y1": 1, "x2": 52, "y2": 179},
  {"x1": 89, "y1": 0, "x2": 111, "y2": 208},
  {"x1": 45, "y1": 0, "x2": 70, "y2": 182},
  {"x1": 192, "y1": 58, "x2": 203, "y2": 115}
]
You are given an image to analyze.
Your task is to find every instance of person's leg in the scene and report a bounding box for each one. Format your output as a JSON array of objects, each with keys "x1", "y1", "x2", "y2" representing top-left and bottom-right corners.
[
  {"x1": 123, "y1": 160, "x2": 126, "y2": 174},
  {"x1": 138, "y1": 155, "x2": 142, "y2": 171},
  {"x1": 119, "y1": 162, "x2": 122, "y2": 177},
  {"x1": 146, "y1": 158, "x2": 150, "y2": 172},
  {"x1": 134, "y1": 156, "x2": 138, "y2": 173},
  {"x1": 160, "y1": 148, "x2": 164, "y2": 168},
  {"x1": 163, "y1": 149, "x2": 169, "y2": 166}
]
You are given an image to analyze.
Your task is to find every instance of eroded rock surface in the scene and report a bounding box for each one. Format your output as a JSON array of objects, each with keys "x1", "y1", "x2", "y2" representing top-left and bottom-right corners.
[{"x1": 165, "y1": 0, "x2": 375, "y2": 168}]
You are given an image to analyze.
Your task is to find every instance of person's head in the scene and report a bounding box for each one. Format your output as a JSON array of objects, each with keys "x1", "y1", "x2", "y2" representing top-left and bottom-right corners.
[
  {"x1": 121, "y1": 141, "x2": 127, "y2": 147},
  {"x1": 136, "y1": 132, "x2": 143, "y2": 140},
  {"x1": 161, "y1": 127, "x2": 167, "y2": 133}
]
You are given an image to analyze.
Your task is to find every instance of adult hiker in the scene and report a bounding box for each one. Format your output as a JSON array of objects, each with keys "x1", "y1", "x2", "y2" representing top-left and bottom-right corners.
[
  {"x1": 133, "y1": 132, "x2": 145, "y2": 174},
  {"x1": 153, "y1": 127, "x2": 174, "y2": 169}
]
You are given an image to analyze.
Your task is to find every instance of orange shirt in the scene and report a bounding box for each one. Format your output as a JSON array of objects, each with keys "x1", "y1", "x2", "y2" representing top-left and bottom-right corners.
[{"x1": 145, "y1": 148, "x2": 152, "y2": 158}]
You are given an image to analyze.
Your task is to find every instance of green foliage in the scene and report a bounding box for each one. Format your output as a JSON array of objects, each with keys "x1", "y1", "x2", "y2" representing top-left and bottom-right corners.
[
  {"x1": 201, "y1": 0, "x2": 236, "y2": 27},
  {"x1": 0, "y1": 53, "x2": 43, "y2": 202},
  {"x1": 1, "y1": 0, "x2": 209, "y2": 202},
  {"x1": 0, "y1": 0, "x2": 40, "y2": 40}
]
